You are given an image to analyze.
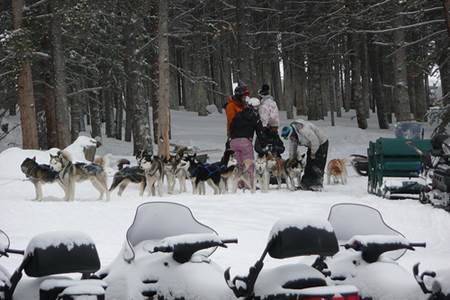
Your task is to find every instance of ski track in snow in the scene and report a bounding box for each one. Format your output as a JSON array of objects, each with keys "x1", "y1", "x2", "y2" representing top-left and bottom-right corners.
[{"x1": 1, "y1": 110, "x2": 450, "y2": 281}]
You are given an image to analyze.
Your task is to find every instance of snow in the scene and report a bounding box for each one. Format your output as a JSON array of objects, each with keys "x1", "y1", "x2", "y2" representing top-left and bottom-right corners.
[
  {"x1": 347, "y1": 235, "x2": 410, "y2": 247},
  {"x1": 295, "y1": 285, "x2": 359, "y2": 296},
  {"x1": 25, "y1": 231, "x2": 95, "y2": 255},
  {"x1": 254, "y1": 263, "x2": 325, "y2": 295},
  {"x1": 1, "y1": 110, "x2": 450, "y2": 299},
  {"x1": 64, "y1": 136, "x2": 98, "y2": 163},
  {"x1": 40, "y1": 279, "x2": 106, "y2": 291},
  {"x1": 59, "y1": 284, "x2": 105, "y2": 296},
  {"x1": 269, "y1": 217, "x2": 334, "y2": 241},
  {"x1": 0, "y1": 230, "x2": 9, "y2": 252},
  {"x1": 152, "y1": 233, "x2": 223, "y2": 250},
  {"x1": 206, "y1": 104, "x2": 219, "y2": 115}
]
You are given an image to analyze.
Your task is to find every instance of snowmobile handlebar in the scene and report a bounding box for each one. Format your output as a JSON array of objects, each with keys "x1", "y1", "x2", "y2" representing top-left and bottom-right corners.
[
  {"x1": 345, "y1": 240, "x2": 426, "y2": 263},
  {"x1": 409, "y1": 242, "x2": 426, "y2": 248},
  {"x1": 152, "y1": 238, "x2": 238, "y2": 254},
  {"x1": 151, "y1": 238, "x2": 238, "y2": 264},
  {"x1": 0, "y1": 248, "x2": 25, "y2": 257}
]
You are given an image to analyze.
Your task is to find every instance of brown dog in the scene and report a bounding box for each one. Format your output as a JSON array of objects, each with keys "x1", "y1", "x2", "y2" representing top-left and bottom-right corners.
[{"x1": 326, "y1": 159, "x2": 348, "y2": 185}]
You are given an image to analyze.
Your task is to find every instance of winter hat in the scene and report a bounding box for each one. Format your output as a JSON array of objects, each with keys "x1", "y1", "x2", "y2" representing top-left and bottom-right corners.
[
  {"x1": 258, "y1": 83, "x2": 270, "y2": 96},
  {"x1": 246, "y1": 97, "x2": 260, "y2": 107},
  {"x1": 281, "y1": 126, "x2": 293, "y2": 140},
  {"x1": 234, "y1": 81, "x2": 250, "y2": 98}
]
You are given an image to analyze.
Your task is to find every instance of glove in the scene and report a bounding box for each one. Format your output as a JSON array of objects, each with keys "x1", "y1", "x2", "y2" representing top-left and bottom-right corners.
[{"x1": 262, "y1": 144, "x2": 272, "y2": 153}]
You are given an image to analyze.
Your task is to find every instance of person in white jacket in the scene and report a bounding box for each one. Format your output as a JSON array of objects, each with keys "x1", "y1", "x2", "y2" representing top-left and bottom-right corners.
[
  {"x1": 255, "y1": 84, "x2": 285, "y2": 157},
  {"x1": 258, "y1": 84, "x2": 280, "y2": 129},
  {"x1": 281, "y1": 119, "x2": 328, "y2": 190}
]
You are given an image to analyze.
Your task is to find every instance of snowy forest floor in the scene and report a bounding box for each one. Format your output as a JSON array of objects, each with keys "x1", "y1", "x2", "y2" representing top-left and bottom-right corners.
[{"x1": 1, "y1": 109, "x2": 450, "y2": 281}]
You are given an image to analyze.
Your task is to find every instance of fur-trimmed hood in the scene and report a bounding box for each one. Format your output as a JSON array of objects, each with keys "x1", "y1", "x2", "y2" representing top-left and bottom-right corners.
[{"x1": 290, "y1": 119, "x2": 327, "y2": 155}]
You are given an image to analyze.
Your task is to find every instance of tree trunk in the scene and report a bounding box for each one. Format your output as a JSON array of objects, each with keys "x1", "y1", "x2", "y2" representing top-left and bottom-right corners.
[
  {"x1": 319, "y1": 60, "x2": 329, "y2": 119},
  {"x1": 382, "y1": 56, "x2": 395, "y2": 123},
  {"x1": 272, "y1": 60, "x2": 283, "y2": 108},
  {"x1": 70, "y1": 82, "x2": 81, "y2": 142},
  {"x1": 360, "y1": 34, "x2": 370, "y2": 118},
  {"x1": 335, "y1": 56, "x2": 343, "y2": 118},
  {"x1": 169, "y1": 40, "x2": 180, "y2": 109},
  {"x1": 44, "y1": 80, "x2": 59, "y2": 147},
  {"x1": 350, "y1": 34, "x2": 368, "y2": 129},
  {"x1": 115, "y1": 91, "x2": 123, "y2": 140},
  {"x1": 104, "y1": 88, "x2": 115, "y2": 138},
  {"x1": 343, "y1": 36, "x2": 352, "y2": 112},
  {"x1": 294, "y1": 52, "x2": 307, "y2": 116},
  {"x1": 393, "y1": 15, "x2": 412, "y2": 121},
  {"x1": 369, "y1": 44, "x2": 389, "y2": 129},
  {"x1": 158, "y1": 0, "x2": 171, "y2": 159},
  {"x1": 50, "y1": 1, "x2": 71, "y2": 148},
  {"x1": 181, "y1": 46, "x2": 195, "y2": 111},
  {"x1": 307, "y1": 53, "x2": 322, "y2": 121},
  {"x1": 414, "y1": 73, "x2": 427, "y2": 121},
  {"x1": 12, "y1": 0, "x2": 39, "y2": 149},
  {"x1": 235, "y1": 0, "x2": 252, "y2": 87},
  {"x1": 89, "y1": 95, "x2": 102, "y2": 139},
  {"x1": 329, "y1": 62, "x2": 336, "y2": 126},
  {"x1": 283, "y1": 57, "x2": 294, "y2": 119},
  {"x1": 191, "y1": 30, "x2": 209, "y2": 116}
]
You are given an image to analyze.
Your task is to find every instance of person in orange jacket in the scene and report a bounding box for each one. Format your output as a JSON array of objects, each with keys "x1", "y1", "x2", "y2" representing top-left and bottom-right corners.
[{"x1": 225, "y1": 81, "x2": 250, "y2": 137}]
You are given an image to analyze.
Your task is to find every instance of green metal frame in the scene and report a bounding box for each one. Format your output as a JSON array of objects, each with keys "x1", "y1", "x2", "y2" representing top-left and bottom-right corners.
[{"x1": 367, "y1": 138, "x2": 431, "y2": 196}]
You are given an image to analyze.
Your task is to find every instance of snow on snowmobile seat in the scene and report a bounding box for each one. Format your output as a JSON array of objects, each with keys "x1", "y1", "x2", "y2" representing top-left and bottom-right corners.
[{"x1": 24, "y1": 231, "x2": 100, "y2": 277}]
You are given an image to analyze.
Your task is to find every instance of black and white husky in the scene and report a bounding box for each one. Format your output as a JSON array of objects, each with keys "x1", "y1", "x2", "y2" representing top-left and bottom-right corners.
[
  {"x1": 164, "y1": 147, "x2": 190, "y2": 194},
  {"x1": 49, "y1": 150, "x2": 110, "y2": 201},
  {"x1": 21, "y1": 157, "x2": 64, "y2": 201},
  {"x1": 109, "y1": 159, "x2": 146, "y2": 196},
  {"x1": 186, "y1": 150, "x2": 235, "y2": 195},
  {"x1": 140, "y1": 155, "x2": 164, "y2": 197},
  {"x1": 284, "y1": 156, "x2": 305, "y2": 191}
]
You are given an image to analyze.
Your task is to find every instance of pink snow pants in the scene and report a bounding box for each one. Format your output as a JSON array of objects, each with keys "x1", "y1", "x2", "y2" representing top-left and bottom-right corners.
[{"x1": 230, "y1": 137, "x2": 254, "y2": 187}]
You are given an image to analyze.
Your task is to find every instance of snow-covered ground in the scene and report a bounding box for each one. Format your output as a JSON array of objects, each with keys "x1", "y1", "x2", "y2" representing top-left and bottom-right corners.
[{"x1": 1, "y1": 110, "x2": 450, "y2": 294}]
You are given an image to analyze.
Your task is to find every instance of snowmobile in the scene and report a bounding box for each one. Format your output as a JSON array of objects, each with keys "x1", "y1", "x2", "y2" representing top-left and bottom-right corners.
[
  {"x1": 319, "y1": 203, "x2": 449, "y2": 300},
  {"x1": 406, "y1": 132, "x2": 450, "y2": 210},
  {"x1": 98, "y1": 201, "x2": 238, "y2": 300},
  {"x1": 0, "y1": 229, "x2": 106, "y2": 300},
  {"x1": 100, "y1": 201, "x2": 360, "y2": 300},
  {"x1": 224, "y1": 216, "x2": 360, "y2": 300}
]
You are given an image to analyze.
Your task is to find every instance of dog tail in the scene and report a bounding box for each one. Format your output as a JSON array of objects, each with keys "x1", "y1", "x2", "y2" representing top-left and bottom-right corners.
[
  {"x1": 109, "y1": 174, "x2": 122, "y2": 191},
  {"x1": 116, "y1": 158, "x2": 131, "y2": 170},
  {"x1": 59, "y1": 149, "x2": 73, "y2": 162},
  {"x1": 94, "y1": 153, "x2": 112, "y2": 169}
]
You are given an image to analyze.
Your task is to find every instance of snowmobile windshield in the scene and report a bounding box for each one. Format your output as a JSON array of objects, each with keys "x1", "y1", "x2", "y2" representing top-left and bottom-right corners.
[
  {"x1": 394, "y1": 122, "x2": 424, "y2": 140},
  {"x1": 328, "y1": 203, "x2": 406, "y2": 260},
  {"x1": 124, "y1": 202, "x2": 218, "y2": 261},
  {"x1": 0, "y1": 230, "x2": 10, "y2": 256}
]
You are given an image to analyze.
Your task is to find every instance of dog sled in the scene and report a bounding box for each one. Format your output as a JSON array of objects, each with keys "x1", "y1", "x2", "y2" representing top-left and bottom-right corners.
[{"x1": 367, "y1": 122, "x2": 431, "y2": 199}]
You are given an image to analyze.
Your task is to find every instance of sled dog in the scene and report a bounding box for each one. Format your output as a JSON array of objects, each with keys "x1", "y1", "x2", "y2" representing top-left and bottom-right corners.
[
  {"x1": 219, "y1": 152, "x2": 238, "y2": 193},
  {"x1": 21, "y1": 157, "x2": 65, "y2": 201},
  {"x1": 230, "y1": 160, "x2": 255, "y2": 193},
  {"x1": 49, "y1": 150, "x2": 110, "y2": 201},
  {"x1": 164, "y1": 147, "x2": 189, "y2": 194},
  {"x1": 109, "y1": 159, "x2": 146, "y2": 196},
  {"x1": 254, "y1": 155, "x2": 270, "y2": 193},
  {"x1": 284, "y1": 156, "x2": 304, "y2": 191},
  {"x1": 327, "y1": 158, "x2": 348, "y2": 185},
  {"x1": 186, "y1": 150, "x2": 235, "y2": 195},
  {"x1": 141, "y1": 155, "x2": 164, "y2": 197},
  {"x1": 265, "y1": 153, "x2": 290, "y2": 190}
]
